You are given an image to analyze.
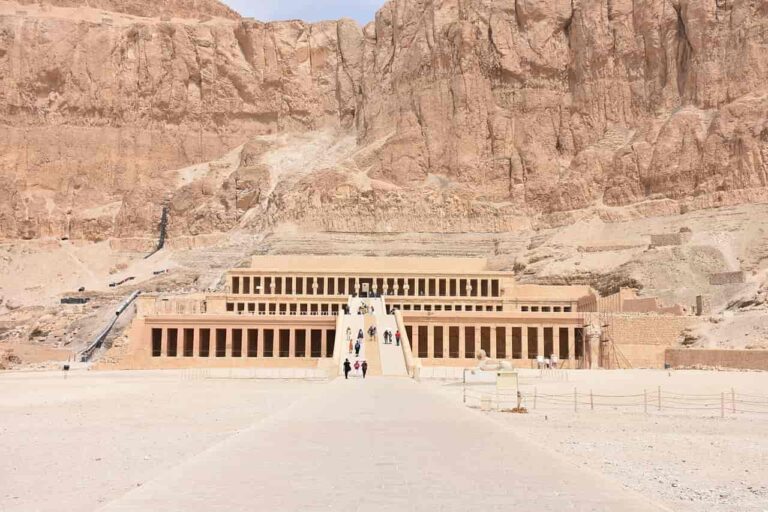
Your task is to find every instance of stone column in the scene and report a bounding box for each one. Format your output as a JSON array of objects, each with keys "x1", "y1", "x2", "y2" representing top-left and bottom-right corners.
[
  {"x1": 505, "y1": 326, "x2": 512, "y2": 360},
  {"x1": 257, "y1": 328, "x2": 265, "y2": 358},
  {"x1": 536, "y1": 326, "x2": 544, "y2": 360},
  {"x1": 427, "y1": 324, "x2": 434, "y2": 359},
  {"x1": 553, "y1": 327, "x2": 561, "y2": 359},
  {"x1": 193, "y1": 328, "x2": 200, "y2": 358},
  {"x1": 161, "y1": 328, "x2": 168, "y2": 357},
  {"x1": 225, "y1": 328, "x2": 233, "y2": 357},
  {"x1": 414, "y1": 278, "x2": 420, "y2": 297},
  {"x1": 521, "y1": 326, "x2": 528, "y2": 360},
  {"x1": 458, "y1": 326, "x2": 466, "y2": 359},
  {"x1": 289, "y1": 329, "x2": 296, "y2": 358},
  {"x1": 568, "y1": 326, "x2": 576, "y2": 362},
  {"x1": 488, "y1": 325, "x2": 496, "y2": 359},
  {"x1": 588, "y1": 328, "x2": 600, "y2": 369},
  {"x1": 320, "y1": 329, "x2": 327, "y2": 358},
  {"x1": 412, "y1": 325, "x2": 420, "y2": 358}
]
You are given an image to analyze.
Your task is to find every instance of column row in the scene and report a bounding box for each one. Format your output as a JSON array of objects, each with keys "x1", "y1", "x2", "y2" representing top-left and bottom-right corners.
[
  {"x1": 231, "y1": 275, "x2": 502, "y2": 298},
  {"x1": 151, "y1": 327, "x2": 336, "y2": 359},
  {"x1": 405, "y1": 324, "x2": 585, "y2": 361},
  {"x1": 225, "y1": 301, "x2": 343, "y2": 315}
]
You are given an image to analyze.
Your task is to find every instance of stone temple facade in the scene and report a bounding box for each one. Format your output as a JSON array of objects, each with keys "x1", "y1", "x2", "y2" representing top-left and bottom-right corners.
[{"x1": 112, "y1": 256, "x2": 691, "y2": 374}]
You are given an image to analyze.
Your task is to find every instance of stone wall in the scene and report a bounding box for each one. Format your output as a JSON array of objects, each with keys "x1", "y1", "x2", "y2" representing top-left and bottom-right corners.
[
  {"x1": 608, "y1": 315, "x2": 696, "y2": 368},
  {"x1": 695, "y1": 295, "x2": 712, "y2": 316},
  {"x1": 665, "y1": 349, "x2": 768, "y2": 371},
  {"x1": 709, "y1": 271, "x2": 747, "y2": 286},
  {"x1": 650, "y1": 233, "x2": 692, "y2": 247}
]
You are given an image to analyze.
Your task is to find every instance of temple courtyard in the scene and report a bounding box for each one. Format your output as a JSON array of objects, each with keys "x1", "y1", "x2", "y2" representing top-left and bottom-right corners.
[{"x1": 1, "y1": 369, "x2": 767, "y2": 511}]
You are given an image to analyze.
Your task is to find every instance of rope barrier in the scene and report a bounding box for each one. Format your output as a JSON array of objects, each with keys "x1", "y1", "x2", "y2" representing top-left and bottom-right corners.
[
  {"x1": 732, "y1": 392, "x2": 768, "y2": 399},
  {"x1": 461, "y1": 384, "x2": 768, "y2": 417},
  {"x1": 734, "y1": 399, "x2": 768, "y2": 405},
  {"x1": 661, "y1": 391, "x2": 724, "y2": 397}
]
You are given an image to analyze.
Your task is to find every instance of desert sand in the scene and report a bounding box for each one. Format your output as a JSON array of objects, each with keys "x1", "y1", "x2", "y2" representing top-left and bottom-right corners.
[
  {"x1": 435, "y1": 369, "x2": 768, "y2": 511},
  {"x1": 1, "y1": 369, "x2": 766, "y2": 511}
]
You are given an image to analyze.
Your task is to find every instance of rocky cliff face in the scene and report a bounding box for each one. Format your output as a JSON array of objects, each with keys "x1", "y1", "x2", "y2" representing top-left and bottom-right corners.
[
  {"x1": 0, "y1": 0, "x2": 767, "y2": 241},
  {"x1": 14, "y1": 0, "x2": 240, "y2": 19}
]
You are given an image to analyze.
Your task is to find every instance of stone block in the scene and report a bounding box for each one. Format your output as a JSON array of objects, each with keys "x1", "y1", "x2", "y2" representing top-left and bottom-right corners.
[
  {"x1": 650, "y1": 232, "x2": 692, "y2": 247},
  {"x1": 695, "y1": 295, "x2": 712, "y2": 316},
  {"x1": 709, "y1": 271, "x2": 746, "y2": 286}
]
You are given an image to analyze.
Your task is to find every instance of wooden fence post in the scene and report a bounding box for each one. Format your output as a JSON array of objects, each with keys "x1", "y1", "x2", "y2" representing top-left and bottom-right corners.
[{"x1": 658, "y1": 386, "x2": 661, "y2": 411}]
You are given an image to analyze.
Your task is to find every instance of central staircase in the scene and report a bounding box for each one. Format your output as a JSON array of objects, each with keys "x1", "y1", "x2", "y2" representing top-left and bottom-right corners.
[{"x1": 335, "y1": 297, "x2": 408, "y2": 377}]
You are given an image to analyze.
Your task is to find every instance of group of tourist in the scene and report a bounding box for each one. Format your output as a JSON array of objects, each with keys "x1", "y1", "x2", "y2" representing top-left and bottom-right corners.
[
  {"x1": 357, "y1": 303, "x2": 374, "y2": 315},
  {"x1": 346, "y1": 327, "x2": 364, "y2": 357},
  {"x1": 343, "y1": 358, "x2": 368, "y2": 379},
  {"x1": 382, "y1": 329, "x2": 401, "y2": 346}
]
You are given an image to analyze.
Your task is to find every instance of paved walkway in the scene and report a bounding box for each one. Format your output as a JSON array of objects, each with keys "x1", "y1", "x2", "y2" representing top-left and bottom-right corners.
[{"x1": 100, "y1": 379, "x2": 666, "y2": 511}]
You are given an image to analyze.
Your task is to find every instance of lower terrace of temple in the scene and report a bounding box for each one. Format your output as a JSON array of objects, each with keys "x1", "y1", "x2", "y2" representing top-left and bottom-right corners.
[{"x1": 111, "y1": 256, "x2": 688, "y2": 372}]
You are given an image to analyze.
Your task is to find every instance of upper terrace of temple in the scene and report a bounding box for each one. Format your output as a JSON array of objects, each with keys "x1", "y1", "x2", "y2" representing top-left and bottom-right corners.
[{"x1": 226, "y1": 256, "x2": 590, "y2": 305}]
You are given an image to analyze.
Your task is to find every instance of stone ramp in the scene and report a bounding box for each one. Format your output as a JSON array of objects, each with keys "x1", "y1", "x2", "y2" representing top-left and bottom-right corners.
[
  {"x1": 99, "y1": 380, "x2": 667, "y2": 512},
  {"x1": 337, "y1": 310, "x2": 365, "y2": 377},
  {"x1": 375, "y1": 307, "x2": 408, "y2": 376},
  {"x1": 362, "y1": 313, "x2": 383, "y2": 375}
]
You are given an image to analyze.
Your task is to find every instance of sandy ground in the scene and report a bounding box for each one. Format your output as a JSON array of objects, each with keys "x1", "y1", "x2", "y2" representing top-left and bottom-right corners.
[
  {"x1": 432, "y1": 369, "x2": 768, "y2": 512},
  {"x1": 2, "y1": 369, "x2": 766, "y2": 511},
  {"x1": 0, "y1": 371, "x2": 319, "y2": 512},
  {"x1": 0, "y1": 240, "x2": 176, "y2": 310}
]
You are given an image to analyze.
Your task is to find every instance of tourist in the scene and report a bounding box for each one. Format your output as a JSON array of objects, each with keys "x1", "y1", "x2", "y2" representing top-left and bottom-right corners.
[
  {"x1": 362, "y1": 360, "x2": 368, "y2": 378},
  {"x1": 358, "y1": 329, "x2": 364, "y2": 340},
  {"x1": 354, "y1": 360, "x2": 361, "y2": 375},
  {"x1": 355, "y1": 340, "x2": 361, "y2": 357},
  {"x1": 343, "y1": 359, "x2": 351, "y2": 379},
  {"x1": 346, "y1": 326, "x2": 352, "y2": 342},
  {"x1": 348, "y1": 338, "x2": 353, "y2": 354},
  {"x1": 395, "y1": 330, "x2": 401, "y2": 346}
]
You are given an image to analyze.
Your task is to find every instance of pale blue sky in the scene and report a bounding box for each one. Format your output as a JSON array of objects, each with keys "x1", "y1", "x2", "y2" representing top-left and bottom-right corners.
[{"x1": 222, "y1": 0, "x2": 381, "y2": 25}]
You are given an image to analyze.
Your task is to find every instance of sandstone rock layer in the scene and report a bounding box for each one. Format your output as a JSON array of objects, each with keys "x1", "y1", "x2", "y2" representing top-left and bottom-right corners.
[{"x1": 0, "y1": 0, "x2": 767, "y2": 240}]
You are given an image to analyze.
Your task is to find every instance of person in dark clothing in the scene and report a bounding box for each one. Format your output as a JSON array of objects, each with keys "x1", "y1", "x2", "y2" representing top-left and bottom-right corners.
[
  {"x1": 361, "y1": 361, "x2": 368, "y2": 378},
  {"x1": 354, "y1": 340, "x2": 361, "y2": 357},
  {"x1": 343, "y1": 359, "x2": 352, "y2": 379}
]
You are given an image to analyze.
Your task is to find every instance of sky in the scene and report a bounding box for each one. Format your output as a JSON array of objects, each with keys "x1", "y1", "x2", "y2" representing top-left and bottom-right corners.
[{"x1": 222, "y1": 0, "x2": 382, "y2": 25}]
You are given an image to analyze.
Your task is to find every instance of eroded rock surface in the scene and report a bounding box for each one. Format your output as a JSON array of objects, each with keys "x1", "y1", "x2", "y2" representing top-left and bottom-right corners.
[{"x1": 0, "y1": 0, "x2": 767, "y2": 241}]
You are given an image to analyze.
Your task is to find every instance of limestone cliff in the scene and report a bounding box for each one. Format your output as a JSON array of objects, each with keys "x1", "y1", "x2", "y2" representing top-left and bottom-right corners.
[{"x1": 0, "y1": 0, "x2": 767, "y2": 241}]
